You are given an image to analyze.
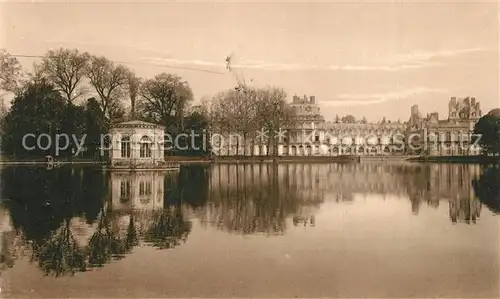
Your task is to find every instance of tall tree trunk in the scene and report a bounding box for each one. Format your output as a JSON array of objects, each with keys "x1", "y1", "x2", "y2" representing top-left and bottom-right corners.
[
  {"x1": 243, "y1": 133, "x2": 247, "y2": 156},
  {"x1": 267, "y1": 136, "x2": 272, "y2": 156},
  {"x1": 236, "y1": 134, "x2": 240, "y2": 156},
  {"x1": 130, "y1": 96, "x2": 136, "y2": 120}
]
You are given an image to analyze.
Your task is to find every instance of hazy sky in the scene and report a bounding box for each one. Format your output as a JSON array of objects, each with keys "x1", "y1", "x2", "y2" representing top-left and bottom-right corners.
[{"x1": 1, "y1": 1, "x2": 499, "y2": 121}]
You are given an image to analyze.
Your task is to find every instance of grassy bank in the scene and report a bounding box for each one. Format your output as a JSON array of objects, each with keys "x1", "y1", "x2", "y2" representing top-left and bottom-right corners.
[{"x1": 0, "y1": 154, "x2": 360, "y2": 165}]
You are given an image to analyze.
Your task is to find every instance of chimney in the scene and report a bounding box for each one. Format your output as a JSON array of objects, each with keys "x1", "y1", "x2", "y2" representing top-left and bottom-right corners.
[
  {"x1": 411, "y1": 104, "x2": 419, "y2": 117},
  {"x1": 310, "y1": 96, "x2": 316, "y2": 104},
  {"x1": 471, "y1": 97, "x2": 476, "y2": 106},
  {"x1": 293, "y1": 95, "x2": 298, "y2": 103}
]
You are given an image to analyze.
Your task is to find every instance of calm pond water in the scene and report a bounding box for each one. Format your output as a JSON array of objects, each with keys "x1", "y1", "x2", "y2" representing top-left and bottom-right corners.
[{"x1": 0, "y1": 163, "x2": 499, "y2": 298}]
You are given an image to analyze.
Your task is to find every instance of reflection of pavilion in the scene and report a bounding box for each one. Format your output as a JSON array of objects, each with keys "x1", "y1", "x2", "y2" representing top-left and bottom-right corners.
[{"x1": 110, "y1": 171, "x2": 166, "y2": 211}]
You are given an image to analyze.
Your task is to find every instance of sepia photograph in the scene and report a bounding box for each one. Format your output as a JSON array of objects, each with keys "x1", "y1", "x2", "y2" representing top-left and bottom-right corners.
[{"x1": 0, "y1": 0, "x2": 499, "y2": 298}]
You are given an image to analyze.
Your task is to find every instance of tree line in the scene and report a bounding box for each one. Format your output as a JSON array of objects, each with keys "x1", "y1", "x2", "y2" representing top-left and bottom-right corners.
[
  {"x1": 4, "y1": 48, "x2": 498, "y2": 158},
  {"x1": 207, "y1": 83, "x2": 295, "y2": 156},
  {"x1": 0, "y1": 48, "x2": 300, "y2": 158}
]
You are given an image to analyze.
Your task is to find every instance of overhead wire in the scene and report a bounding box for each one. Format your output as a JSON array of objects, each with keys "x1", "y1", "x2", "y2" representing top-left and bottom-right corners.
[{"x1": 8, "y1": 53, "x2": 228, "y2": 75}]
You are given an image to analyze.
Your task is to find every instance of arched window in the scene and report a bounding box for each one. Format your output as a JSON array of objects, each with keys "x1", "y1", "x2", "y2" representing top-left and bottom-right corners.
[
  {"x1": 140, "y1": 136, "x2": 152, "y2": 158},
  {"x1": 121, "y1": 136, "x2": 131, "y2": 158}
]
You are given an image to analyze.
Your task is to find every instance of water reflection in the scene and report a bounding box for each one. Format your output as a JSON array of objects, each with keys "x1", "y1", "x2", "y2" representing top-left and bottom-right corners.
[
  {"x1": 473, "y1": 164, "x2": 500, "y2": 214},
  {"x1": 395, "y1": 163, "x2": 483, "y2": 223},
  {"x1": 0, "y1": 167, "x2": 194, "y2": 276},
  {"x1": 1, "y1": 163, "x2": 499, "y2": 279},
  {"x1": 196, "y1": 164, "x2": 321, "y2": 235}
]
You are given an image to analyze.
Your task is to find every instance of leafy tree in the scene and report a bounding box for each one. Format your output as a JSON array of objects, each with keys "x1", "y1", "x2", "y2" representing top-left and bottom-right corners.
[
  {"x1": 179, "y1": 109, "x2": 212, "y2": 155},
  {"x1": 474, "y1": 112, "x2": 500, "y2": 155},
  {"x1": 472, "y1": 165, "x2": 500, "y2": 214},
  {"x1": 60, "y1": 103, "x2": 86, "y2": 158},
  {"x1": 2, "y1": 81, "x2": 66, "y2": 157},
  {"x1": 341, "y1": 115, "x2": 356, "y2": 124},
  {"x1": 83, "y1": 97, "x2": 108, "y2": 159}
]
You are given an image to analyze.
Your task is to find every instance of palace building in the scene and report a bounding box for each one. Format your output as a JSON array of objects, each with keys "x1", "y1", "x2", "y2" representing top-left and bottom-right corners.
[
  {"x1": 406, "y1": 97, "x2": 482, "y2": 156},
  {"x1": 284, "y1": 94, "x2": 406, "y2": 156},
  {"x1": 212, "y1": 94, "x2": 482, "y2": 157}
]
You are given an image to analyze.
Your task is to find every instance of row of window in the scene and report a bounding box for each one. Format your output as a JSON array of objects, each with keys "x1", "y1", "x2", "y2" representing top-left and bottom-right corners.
[
  {"x1": 120, "y1": 136, "x2": 153, "y2": 158},
  {"x1": 120, "y1": 180, "x2": 153, "y2": 198}
]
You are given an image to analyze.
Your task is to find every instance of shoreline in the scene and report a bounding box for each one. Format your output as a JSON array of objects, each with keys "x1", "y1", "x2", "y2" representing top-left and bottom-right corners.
[
  {"x1": 1, "y1": 155, "x2": 499, "y2": 166},
  {"x1": 406, "y1": 155, "x2": 500, "y2": 164}
]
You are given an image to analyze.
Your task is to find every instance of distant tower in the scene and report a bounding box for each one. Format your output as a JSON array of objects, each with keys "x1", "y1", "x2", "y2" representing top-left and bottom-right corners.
[
  {"x1": 448, "y1": 97, "x2": 458, "y2": 120},
  {"x1": 411, "y1": 104, "x2": 420, "y2": 117}
]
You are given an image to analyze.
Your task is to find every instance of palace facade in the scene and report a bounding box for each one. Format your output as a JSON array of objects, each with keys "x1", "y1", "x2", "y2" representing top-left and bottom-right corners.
[
  {"x1": 406, "y1": 97, "x2": 482, "y2": 156},
  {"x1": 212, "y1": 94, "x2": 482, "y2": 157},
  {"x1": 285, "y1": 95, "x2": 407, "y2": 156}
]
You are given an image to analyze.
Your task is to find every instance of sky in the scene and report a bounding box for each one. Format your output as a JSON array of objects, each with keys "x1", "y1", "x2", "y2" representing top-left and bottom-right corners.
[{"x1": 1, "y1": 1, "x2": 499, "y2": 121}]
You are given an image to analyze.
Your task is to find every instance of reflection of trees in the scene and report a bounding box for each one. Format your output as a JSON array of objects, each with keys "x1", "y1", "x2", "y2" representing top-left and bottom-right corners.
[
  {"x1": 1, "y1": 167, "x2": 106, "y2": 244},
  {"x1": 32, "y1": 218, "x2": 87, "y2": 276},
  {"x1": 143, "y1": 207, "x2": 192, "y2": 249},
  {"x1": 199, "y1": 164, "x2": 323, "y2": 235},
  {"x1": 1, "y1": 166, "x2": 196, "y2": 276},
  {"x1": 472, "y1": 165, "x2": 500, "y2": 214},
  {"x1": 176, "y1": 165, "x2": 210, "y2": 208},
  {"x1": 87, "y1": 207, "x2": 132, "y2": 267},
  {"x1": 2, "y1": 164, "x2": 320, "y2": 276}
]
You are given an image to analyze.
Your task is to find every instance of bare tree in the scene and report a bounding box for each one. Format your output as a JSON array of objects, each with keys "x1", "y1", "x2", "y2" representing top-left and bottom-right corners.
[
  {"x1": 234, "y1": 85, "x2": 260, "y2": 156},
  {"x1": 256, "y1": 87, "x2": 295, "y2": 156},
  {"x1": 0, "y1": 49, "x2": 22, "y2": 93},
  {"x1": 137, "y1": 73, "x2": 194, "y2": 129},
  {"x1": 210, "y1": 91, "x2": 237, "y2": 156},
  {"x1": 26, "y1": 63, "x2": 46, "y2": 86},
  {"x1": 209, "y1": 85, "x2": 295, "y2": 157},
  {"x1": 86, "y1": 55, "x2": 129, "y2": 121},
  {"x1": 41, "y1": 48, "x2": 90, "y2": 104}
]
